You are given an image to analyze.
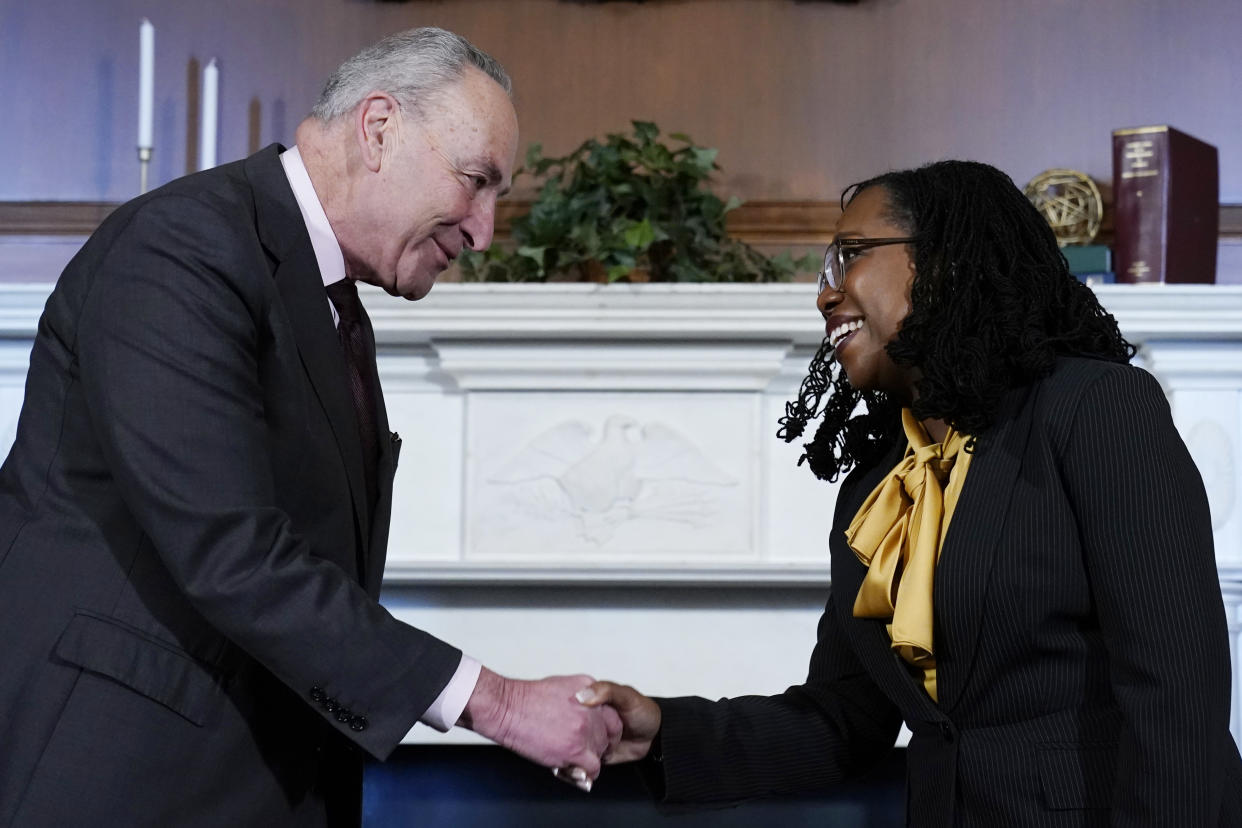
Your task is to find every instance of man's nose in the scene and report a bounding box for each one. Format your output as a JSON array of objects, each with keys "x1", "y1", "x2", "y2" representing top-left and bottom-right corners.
[{"x1": 461, "y1": 196, "x2": 497, "y2": 252}]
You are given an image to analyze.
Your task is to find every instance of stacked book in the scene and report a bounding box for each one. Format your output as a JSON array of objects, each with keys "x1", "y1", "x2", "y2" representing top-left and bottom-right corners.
[{"x1": 1062, "y1": 244, "x2": 1113, "y2": 287}]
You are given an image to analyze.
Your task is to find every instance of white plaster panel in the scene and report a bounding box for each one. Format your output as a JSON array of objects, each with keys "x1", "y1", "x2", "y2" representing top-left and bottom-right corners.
[
  {"x1": 1221, "y1": 577, "x2": 1242, "y2": 746},
  {"x1": 0, "y1": 389, "x2": 25, "y2": 457},
  {"x1": 382, "y1": 390, "x2": 466, "y2": 565},
  {"x1": 387, "y1": 595, "x2": 826, "y2": 745},
  {"x1": 0, "y1": 341, "x2": 35, "y2": 382},
  {"x1": 0, "y1": 342, "x2": 35, "y2": 456},
  {"x1": 761, "y1": 392, "x2": 842, "y2": 566},
  {"x1": 1168, "y1": 388, "x2": 1242, "y2": 566},
  {"x1": 464, "y1": 392, "x2": 758, "y2": 564}
]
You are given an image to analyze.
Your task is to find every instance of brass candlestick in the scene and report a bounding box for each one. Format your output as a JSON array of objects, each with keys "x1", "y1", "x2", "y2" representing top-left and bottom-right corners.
[{"x1": 137, "y1": 146, "x2": 153, "y2": 194}]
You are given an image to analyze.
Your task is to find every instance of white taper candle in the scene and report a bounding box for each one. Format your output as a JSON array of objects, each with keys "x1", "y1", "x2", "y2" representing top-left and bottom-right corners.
[
  {"x1": 200, "y1": 59, "x2": 218, "y2": 170},
  {"x1": 138, "y1": 19, "x2": 154, "y2": 149}
]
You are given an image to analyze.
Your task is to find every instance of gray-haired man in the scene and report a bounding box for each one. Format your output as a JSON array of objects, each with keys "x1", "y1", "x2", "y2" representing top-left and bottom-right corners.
[{"x1": 0, "y1": 27, "x2": 618, "y2": 827}]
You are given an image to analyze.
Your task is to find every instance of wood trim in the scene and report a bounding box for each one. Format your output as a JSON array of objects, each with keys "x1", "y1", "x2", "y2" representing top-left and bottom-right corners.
[
  {"x1": 0, "y1": 202, "x2": 119, "y2": 236},
  {"x1": 497, "y1": 199, "x2": 843, "y2": 244},
  {"x1": 5, "y1": 199, "x2": 1241, "y2": 242}
]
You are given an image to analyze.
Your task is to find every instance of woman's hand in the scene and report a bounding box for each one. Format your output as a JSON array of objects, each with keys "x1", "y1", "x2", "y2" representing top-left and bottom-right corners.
[{"x1": 575, "y1": 680, "x2": 662, "y2": 764}]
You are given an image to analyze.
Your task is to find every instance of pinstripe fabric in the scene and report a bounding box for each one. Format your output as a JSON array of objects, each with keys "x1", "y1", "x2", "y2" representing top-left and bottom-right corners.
[{"x1": 654, "y1": 357, "x2": 1242, "y2": 826}]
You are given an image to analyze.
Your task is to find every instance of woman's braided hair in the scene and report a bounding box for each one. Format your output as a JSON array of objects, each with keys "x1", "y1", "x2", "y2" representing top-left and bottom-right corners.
[{"x1": 777, "y1": 160, "x2": 1135, "y2": 481}]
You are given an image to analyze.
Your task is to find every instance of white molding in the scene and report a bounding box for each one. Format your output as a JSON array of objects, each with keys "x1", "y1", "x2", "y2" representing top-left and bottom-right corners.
[
  {"x1": 383, "y1": 561, "x2": 831, "y2": 587},
  {"x1": 0, "y1": 283, "x2": 55, "y2": 337},
  {"x1": 432, "y1": 340, "x2": 793, "y2": 391},
  {"x1": 359, "y1": 283, "x2": 1242, "y2": 346},
  {"x1": 1092, "y1": 285, "x2": 1242, "y2": 341},
  {"x1": 1142, "y1": 341, "x2": 1242, "y2": 388},
  {"x1": 4, "y1": 282, "x2": 1242, "y2": 344},
  {"x1": 386, "y1": 563, "x2": 1242, "y2": 588}
]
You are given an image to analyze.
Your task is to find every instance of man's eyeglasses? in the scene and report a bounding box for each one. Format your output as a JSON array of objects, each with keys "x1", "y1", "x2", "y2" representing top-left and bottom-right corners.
[{"x1": 817, "y1": 237, "x2": 917, "y2": 293}]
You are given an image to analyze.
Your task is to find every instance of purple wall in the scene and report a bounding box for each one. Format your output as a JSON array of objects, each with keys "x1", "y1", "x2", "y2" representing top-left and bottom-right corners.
[{"x1": 1, "y1": 0, "x2": 1239, "y2": 204}]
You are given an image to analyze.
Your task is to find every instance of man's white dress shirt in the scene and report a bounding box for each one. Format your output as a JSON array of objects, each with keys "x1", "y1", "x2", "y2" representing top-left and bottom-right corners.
[{"x1": 279, "y1": 146, "x2": 481, "y2": 733}]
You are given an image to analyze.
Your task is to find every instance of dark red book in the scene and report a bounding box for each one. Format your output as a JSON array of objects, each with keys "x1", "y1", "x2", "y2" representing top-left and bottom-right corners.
[{"x1": 1112, "y1": 126, "x2": 1218, "y2": 283}]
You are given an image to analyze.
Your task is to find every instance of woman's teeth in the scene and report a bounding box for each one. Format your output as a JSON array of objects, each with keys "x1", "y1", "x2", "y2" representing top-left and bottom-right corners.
[{"x1": 829, "y1": 319, "x2": 862, "y2": 349}]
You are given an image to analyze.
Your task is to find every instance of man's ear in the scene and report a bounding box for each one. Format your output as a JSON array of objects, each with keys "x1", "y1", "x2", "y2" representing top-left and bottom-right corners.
[{"x1": 356, "y1": 92, "x2": 400, "y2": 173}]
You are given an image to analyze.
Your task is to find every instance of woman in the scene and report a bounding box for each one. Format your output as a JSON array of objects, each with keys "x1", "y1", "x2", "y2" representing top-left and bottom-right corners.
[{"x1": 582, "y1": 161, "x2": 1242, "y2": 826}]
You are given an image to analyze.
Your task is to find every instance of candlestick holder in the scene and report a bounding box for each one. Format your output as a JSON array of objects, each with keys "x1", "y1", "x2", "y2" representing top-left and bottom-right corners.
[{"x1": 137, "y1": 146, "x2": 153, "y2": 194}]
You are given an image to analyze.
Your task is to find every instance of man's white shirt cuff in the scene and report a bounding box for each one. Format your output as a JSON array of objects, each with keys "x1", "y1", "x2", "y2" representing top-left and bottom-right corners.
[{"x1": 419, "y1": 654, "x2": 481, "y2": 732}]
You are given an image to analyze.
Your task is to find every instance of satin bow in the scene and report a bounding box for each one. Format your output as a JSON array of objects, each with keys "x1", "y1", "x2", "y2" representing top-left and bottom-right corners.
[{"x1": 846, "y1": 409, "x2": 972, "y2": 701}]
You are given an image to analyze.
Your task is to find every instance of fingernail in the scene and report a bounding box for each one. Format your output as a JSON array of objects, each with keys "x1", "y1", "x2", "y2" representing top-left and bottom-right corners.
[
  {"x1": 577, "y1": 779, "x2": 593, "y2": 793},
  {"x1": 575, "y1": 688, "x2": 596, "y2": 704},
  {"x1": 552, "y1": 767, "x2": 562, "y2": 777},
  {"x1": 571, "y1": 767, "x2": 587, "y2": 782}
]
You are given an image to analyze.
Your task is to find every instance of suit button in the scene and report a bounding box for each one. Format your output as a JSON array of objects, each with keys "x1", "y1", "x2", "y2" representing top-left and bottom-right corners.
[
  {"x1": 350, "y1": 716, "x2": 368, "y2": 732},
  {"x1": 325, "y1": 699, "x2": 340, "y2": 714},
  {"x1": 336, "y1": 707, "x2": 353, "y2": 723},
  {"x1": 310, "y1": 685, "x2": 326, "y2": 703},
  {"x1": 939, "y1": 722, "x2": 954, "y2": 743}
]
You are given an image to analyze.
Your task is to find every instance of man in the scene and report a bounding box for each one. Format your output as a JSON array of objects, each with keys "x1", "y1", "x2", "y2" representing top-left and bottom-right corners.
[{"x1": 0, "y1": 27, "x2": 617, "y2": 827}]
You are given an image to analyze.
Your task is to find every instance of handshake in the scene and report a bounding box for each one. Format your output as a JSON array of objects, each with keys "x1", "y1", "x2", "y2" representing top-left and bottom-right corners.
[{"x1": 457, "y1": 668, "x2": 659, "y2": 792}]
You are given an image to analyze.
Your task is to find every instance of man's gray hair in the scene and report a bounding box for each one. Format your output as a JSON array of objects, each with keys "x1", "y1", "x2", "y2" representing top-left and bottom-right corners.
[{"x1": 311, "y1": 27, "x2": 511, "y2": 122}]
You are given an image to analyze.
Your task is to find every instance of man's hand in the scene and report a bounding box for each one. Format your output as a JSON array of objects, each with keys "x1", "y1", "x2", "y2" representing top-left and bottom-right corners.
[
  {"x1": 576, "y1": 680, "x2": 662, "y2": 764},
  {"x1": 458, "y1": 668, "x2": 622, "y2": 785}
]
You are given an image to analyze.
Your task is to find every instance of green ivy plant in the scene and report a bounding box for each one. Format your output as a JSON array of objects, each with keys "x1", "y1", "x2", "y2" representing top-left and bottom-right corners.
[{"x1": 459, "y1": 121, "x2": 817, "y2": 283}]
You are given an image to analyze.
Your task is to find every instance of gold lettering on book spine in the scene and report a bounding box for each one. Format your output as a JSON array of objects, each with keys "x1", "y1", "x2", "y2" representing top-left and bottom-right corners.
[{"x1": 1121, "y1": 140, "x2": 1160, "y2": 180}]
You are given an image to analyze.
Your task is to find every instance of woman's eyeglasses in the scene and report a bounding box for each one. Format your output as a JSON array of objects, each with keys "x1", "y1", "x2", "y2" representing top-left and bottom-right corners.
[{"x1": 817, "y1": 237, "x2": 917, "y2": 293}]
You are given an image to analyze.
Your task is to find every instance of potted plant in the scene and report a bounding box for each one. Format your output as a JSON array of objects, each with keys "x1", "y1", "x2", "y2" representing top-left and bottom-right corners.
[{"x1": 459, "y1": 121, "x2": 816, "y2": 283}]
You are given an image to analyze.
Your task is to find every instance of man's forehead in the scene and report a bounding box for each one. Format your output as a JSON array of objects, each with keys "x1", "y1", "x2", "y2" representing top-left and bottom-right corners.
[
  {"x1": 430, "y1": 76, "x2": 515, "y2": 138},
  {"x1": 414, "y1": 70, "x2": 517, "y2": 190}
]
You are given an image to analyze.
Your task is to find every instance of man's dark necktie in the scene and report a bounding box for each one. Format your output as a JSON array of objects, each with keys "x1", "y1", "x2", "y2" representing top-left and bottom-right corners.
[{"x1": 326, "y1": 278, "x2": 379, "y2": 512}]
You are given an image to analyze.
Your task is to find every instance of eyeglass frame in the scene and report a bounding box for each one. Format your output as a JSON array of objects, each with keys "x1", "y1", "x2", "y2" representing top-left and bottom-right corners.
[{"x1": 817, "y1": 236, "x2": 918, "y2": 294}]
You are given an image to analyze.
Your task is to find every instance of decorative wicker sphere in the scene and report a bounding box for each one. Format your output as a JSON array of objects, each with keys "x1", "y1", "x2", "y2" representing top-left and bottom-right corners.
[{"x1": 1023, "y1": 168, "x2": 1103, "y2": 246}]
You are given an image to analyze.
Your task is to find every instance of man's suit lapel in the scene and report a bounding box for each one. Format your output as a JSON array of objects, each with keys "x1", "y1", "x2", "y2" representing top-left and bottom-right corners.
[
  {"x1": 244, "y1": 145, "x2": 374, "y2": 559},
  {"x1": 934, "y1": 383, "x2": 1036, "y2": 713},
  {"x1": 360, "y1": 304, "x2": 398, "y2": 597}
]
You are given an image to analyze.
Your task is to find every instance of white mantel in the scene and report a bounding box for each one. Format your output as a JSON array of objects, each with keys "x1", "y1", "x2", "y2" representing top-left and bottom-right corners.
[{"x1": 0, "y1": 282, "x2": 1238, "y2": 747}]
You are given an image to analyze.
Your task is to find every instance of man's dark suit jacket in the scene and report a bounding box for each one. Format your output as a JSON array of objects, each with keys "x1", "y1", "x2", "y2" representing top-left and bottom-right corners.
[
  {"x1": 654, "y1": 357, "x2": 1242, "y2": 826},
  {"x1": 0, "y1": 146, "x2": 462, "y2": 826}
]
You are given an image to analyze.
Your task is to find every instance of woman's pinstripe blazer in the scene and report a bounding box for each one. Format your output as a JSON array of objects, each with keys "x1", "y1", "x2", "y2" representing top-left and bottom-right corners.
[{"x1": 653, "y1": 356, "x2": 1242, "y2": 827}]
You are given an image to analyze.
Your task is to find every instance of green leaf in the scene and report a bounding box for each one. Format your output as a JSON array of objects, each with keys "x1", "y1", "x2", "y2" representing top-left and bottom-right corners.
[
  {"x1": 622, "y1": 218, "x2": 656, "y2": 249},
  {"x1": 796, "y1": 252, "x2": 821, "y2": 272},
  {"x1": 568, "y1": 223, "x2": 601, "y2": 253},
  {"x1": 605, "y1": 264, "x2": 632, "y2": 282},
  {"x1": 632, "y1": 121, "x2": 659, "y2": 143},
  {"x1": 640, "y1": 142, "x2": 675, "y2": 171},
  {"x1": 690, "y1": 146, "x2": 718, "y2": 172},
  {"x1": 608, "y1": 250, "x2": 638, "y2": 270},
  {"x1": 516, "y1": 246, "x2": 548, "y2": 263}
]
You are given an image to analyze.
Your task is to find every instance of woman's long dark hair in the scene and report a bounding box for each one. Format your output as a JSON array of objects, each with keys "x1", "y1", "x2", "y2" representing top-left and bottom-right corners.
[{"x1": 778, "y1": 160, "x2": 1135, "y2": 482}]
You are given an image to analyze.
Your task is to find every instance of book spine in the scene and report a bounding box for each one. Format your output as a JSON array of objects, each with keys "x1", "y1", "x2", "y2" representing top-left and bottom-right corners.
[
  {"x1": 1164, "y1": 130, "x2": 1219, "y2": 284},
  {"x1": 1112, "y1": 129, "x2": 1168, "y2": 284}
]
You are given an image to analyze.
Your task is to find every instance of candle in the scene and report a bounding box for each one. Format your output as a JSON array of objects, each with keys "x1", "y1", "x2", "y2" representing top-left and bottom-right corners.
[
  {"x1": 200, "y1": 59, "x2": 218, "y2": 170},
  {"x1": 138, "y1": 19, "x2": 154, "y2": 149}
]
